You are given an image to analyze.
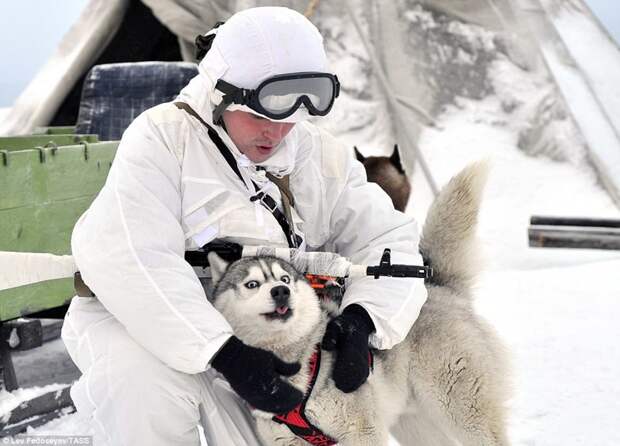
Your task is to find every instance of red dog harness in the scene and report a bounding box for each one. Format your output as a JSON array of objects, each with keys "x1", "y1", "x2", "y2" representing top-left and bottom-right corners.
[{"x1": 272, "y1": 345, "x2": 374, "y2": 446}]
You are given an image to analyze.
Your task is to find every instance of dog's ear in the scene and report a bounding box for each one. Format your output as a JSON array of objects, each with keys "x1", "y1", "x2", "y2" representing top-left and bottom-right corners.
[
  {"x1": 208, "y1": 252, "x2": 229, "y2": 284},
  {"x1": 354, "y1": 146, "x2": 366, "y2": 163},
  {"x1": 390, "y1": 144, "x2": 406, "y2": 174}
]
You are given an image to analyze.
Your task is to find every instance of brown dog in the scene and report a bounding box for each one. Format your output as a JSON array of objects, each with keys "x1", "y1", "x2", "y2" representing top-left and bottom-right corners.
[{"x1": 355, "y1": 145, "x2": 411, "y2": 212}]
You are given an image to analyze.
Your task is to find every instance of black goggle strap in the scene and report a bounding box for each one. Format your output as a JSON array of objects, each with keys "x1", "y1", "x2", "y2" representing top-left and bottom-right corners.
[
  {"x1": 195, "y1": 21, "x2": 225, "y2": 61},
  {"x1": 213, "y1": 79, "x2": 252, "y2": 124}
]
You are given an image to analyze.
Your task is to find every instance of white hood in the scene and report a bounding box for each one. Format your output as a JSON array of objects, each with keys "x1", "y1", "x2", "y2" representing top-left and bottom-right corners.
[
  {"x1": 179, "y1": 7, "x2": 330, "y2": 118},
  {"x1": 174, "y1": 7, "x2": 333, "y2": 177}
]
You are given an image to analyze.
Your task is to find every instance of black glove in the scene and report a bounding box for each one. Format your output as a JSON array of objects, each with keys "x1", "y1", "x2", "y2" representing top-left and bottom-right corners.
[
  {"x1": 321, "y1": 304, "x2": 375, "y2": 393},
  {"x1": 211, "y1": 336, "x2": 303, "y2": 413}
]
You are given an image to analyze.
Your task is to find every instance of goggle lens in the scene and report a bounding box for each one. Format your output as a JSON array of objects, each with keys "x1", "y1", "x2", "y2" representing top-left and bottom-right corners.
[{"x1": 257, "y1": 76, "x2": 335, "y2": 115}]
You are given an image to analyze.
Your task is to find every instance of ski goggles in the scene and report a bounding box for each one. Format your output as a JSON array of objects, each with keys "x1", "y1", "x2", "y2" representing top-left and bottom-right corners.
[{"x1": 213, "y1": 72, "x2": 340, "y2": 123}]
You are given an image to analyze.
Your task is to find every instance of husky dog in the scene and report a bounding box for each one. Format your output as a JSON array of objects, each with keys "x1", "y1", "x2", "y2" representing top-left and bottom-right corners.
[
  {"x1": 209, "y1": 162, "x2": 510, "y2": 446},
  {"x1": 355, "y1": 145, "x2": 411, "y2": 212}
]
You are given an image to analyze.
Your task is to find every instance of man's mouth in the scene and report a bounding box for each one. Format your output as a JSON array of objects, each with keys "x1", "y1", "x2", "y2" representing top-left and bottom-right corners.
[
  {"x1": 256, "y1": 145, "x2": 274, "y2": 154},
  {"x1": 262, "y1": 305, "x2": 293, "y2": 321}
]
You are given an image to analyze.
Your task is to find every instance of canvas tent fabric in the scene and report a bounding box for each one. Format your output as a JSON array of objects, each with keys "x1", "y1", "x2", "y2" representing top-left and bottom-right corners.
[
  {"x1": 141, "y1": 0, "x2": 234, "y2": 61},
  {"x1": 1, "y1": 0, "x2": 619, "y2": 207}
]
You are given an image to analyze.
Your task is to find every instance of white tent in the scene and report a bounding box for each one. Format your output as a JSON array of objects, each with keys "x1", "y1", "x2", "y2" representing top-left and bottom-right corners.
[{"x1": 2, "y1": 0, "x2": 619, "y2": 207}]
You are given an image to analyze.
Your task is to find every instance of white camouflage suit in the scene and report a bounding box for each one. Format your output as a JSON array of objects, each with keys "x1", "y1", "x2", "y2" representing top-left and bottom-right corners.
[{"x1": 61, "y1": 7, "x2": 427, "y2": 446}]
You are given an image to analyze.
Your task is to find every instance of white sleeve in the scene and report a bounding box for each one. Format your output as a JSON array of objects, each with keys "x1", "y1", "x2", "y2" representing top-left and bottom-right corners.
[
  {"x1": 71, "y1": 111, "x2": 233, "y2": 374},
  {"x1": 318, "y1": 131, "x2": 428, "y2": 350}
]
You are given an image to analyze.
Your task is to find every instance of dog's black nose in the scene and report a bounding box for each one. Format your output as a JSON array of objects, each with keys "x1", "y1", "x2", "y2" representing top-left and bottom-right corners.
[{"x1": 270, "y1": 286, "x2": 290, "y2": 306}]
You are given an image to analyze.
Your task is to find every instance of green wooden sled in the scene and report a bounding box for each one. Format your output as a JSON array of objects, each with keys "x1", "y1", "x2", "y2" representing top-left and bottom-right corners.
[{"x1": 0, "y1": 136, "x2": 118, "y2": 322}]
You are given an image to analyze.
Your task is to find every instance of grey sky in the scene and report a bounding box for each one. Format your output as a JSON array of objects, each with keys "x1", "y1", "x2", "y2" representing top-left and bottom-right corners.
[
  {"x1": 0, "y1": 1, "x2": 618, "y2": 108},
  {"x1": 0, "y1": 0, "x2": 88, "y2": 107}
]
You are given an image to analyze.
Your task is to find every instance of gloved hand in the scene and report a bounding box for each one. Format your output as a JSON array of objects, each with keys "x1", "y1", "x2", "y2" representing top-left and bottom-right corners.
[
  {"x1": 321, "y1": 304, "x2": 375, "y2": 393},
  {"x1": 211, "y1": 336, "x2": 303, "y2": 413}
]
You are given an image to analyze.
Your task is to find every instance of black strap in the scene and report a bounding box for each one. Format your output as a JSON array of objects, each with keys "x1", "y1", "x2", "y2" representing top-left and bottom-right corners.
[
  {"x1": 173, "y1": 102, "x2": 300, "y2": 248},
  {"x1": 174, "y1": 102, "x2": 245, "y2": 183},
  {"x1": 74, "y1": 272, "x2": 95, "y2": 297},
  {"x1": 265, "y1": 172, "x2": 300, "y2": 248}
]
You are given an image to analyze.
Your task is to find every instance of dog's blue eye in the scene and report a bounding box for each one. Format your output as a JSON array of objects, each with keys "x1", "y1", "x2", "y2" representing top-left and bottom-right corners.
[
  {"x1": 245, "y1": 280, "x2": 260, "y2": 289},
  {"x1": 281, "y1": 275, "x2": 290, "y2": 284}
]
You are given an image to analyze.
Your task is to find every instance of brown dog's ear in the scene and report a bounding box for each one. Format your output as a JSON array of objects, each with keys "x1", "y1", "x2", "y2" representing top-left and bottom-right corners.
[
  {"x1": 354, "y1": 146, "x2": 366, "y2": 163},
  {"x1": 208, "y1": 252, "x2": 229, "y2": 284},
  {"x1": 390, "y1": 144, "x2": 406, "y2": 174}
]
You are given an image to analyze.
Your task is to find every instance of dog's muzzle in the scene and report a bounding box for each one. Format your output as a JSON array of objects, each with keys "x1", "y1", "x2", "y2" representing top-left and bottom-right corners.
[{"x1": 263, "y1": 285, "x2": 292, "y2": 321}]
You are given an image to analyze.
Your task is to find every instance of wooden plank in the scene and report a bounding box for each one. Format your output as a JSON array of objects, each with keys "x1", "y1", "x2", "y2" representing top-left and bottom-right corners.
[
  {"x1": 0, "y1": 386, "x2": 74, "y2": 432},
  {"x1": 0, "y1": 279, "x2": 73, "y2": 322},
  {"x1": 0, "y1": 143, "x2": 116, "y2": 321},
  {"x1": 32, "y1": 126, "x2": 76, "y2": 135},
  {"x1": 528, "y1": 227, "x2": 620, "y2": 250},
  {"x1": 0, "y1": 196, "x2": 97, "y2": 253},
  {"x1": 0, "y1": 319, "x2": 61, "y2": 346},
  {"x1": 0, "y1": 197, "x2": 92, "y2": 321},
  {"x1": 1, "y1": 319, "x2": 42, "y2": 350},
  {"x1": 0, "y1": 407, "x2": 76, "y2": 437},
  {"x1": 0, "y1": 142, "x2": 117, "y2": 210},
  {"x1": 0, "y1": 134, "x2": 99, "y2": 151},
  {"x1": 41, "y1": 319, "x2": 64, "y2": 343},
  {"x1": 530, "y1": 216, "x2": 620, "y2": 228}
]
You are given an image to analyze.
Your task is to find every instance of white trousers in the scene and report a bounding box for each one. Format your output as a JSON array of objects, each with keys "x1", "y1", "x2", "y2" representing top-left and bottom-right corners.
[{"x1": 61, "y1": 296, "x2": 264, "y2": 446}]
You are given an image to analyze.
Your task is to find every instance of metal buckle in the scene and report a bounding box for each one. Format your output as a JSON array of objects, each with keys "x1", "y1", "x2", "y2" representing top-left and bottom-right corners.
[{"x1": 260, "y1": 195, "x2": 278, "y2": 213}]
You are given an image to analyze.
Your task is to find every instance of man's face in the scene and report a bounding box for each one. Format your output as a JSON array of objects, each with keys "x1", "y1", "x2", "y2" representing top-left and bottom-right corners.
[{"x1": 222, "y1": 110, "x2": 296, "y2": 163}]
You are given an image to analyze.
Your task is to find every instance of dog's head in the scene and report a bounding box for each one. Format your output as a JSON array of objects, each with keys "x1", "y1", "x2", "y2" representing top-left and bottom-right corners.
[
  {"x1": 354, "y1": 145, "x2": 410, "y2": 212},
  {"x1": 208, "y1": 253, "x2": 322, "y2": 348}
]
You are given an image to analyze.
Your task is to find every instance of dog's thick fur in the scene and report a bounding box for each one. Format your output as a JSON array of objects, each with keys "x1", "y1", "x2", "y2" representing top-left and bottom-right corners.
[{"x1": 209, "y1": 162, "x2": 510, "y2": 446}]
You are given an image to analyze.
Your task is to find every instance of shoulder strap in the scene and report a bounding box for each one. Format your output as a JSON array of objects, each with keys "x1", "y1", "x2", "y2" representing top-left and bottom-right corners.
[
  {"x1": 265, "y1": 172, "x2": 298, "y2": 246},
  {"x1": 174, "y1": 101, "x2": 301, "y2": 248},
  {"x1": 266, "y1": 173, "x2": 295, "y2": 208},
  {"x1": 173, "y1": 102, "x2": 245, "y2": 185}
]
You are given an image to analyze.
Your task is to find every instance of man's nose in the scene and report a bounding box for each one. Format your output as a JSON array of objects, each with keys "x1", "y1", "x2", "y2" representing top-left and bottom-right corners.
[{"x1": 263, "y1": 122, "x2": 287, "y2": 140}]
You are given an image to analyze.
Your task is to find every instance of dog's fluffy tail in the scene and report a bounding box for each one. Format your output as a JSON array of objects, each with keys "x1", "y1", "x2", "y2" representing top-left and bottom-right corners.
[{"x1": 420, "y1": 161, "x2": 489, "y2": 291}]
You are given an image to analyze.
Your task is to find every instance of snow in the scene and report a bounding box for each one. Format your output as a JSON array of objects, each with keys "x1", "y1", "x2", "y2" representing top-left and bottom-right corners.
[
  {"x1": 406, "y1": 47, "x2": 620, "y2": 444},
  {"x1": 412, "y1": 94, "x2": 620, "y2": 272},
  {"x1": 417, "y1": 95, "x2": 620, "y2": 444},
  {"x1": 476, "y1": 260, "x2": 620, "y2": 446},
  {"x1": 1, "y1": 383, "x2": 68, "y2": 418}
]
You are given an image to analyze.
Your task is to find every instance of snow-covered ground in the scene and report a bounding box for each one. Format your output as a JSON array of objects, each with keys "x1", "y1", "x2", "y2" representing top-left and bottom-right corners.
[
  {"x1": 406, "y1": 53, "x2": 620, "y2": 444},
  {"x1": 414, "y1": 96, "x2": 620, "y2": 445}
]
